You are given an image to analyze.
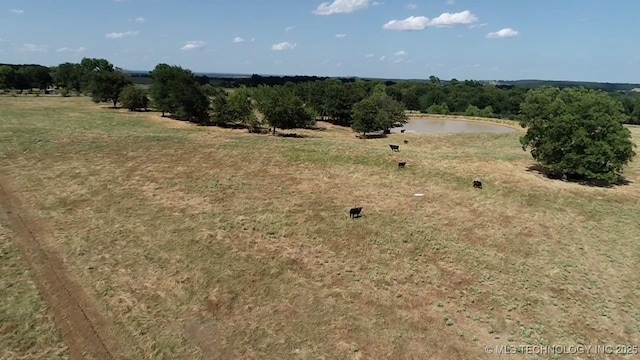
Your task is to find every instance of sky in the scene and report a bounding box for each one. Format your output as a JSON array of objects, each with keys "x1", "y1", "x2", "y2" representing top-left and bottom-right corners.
[{"x1": 1, "y1": 0, "x2": 639, "y2": 83}]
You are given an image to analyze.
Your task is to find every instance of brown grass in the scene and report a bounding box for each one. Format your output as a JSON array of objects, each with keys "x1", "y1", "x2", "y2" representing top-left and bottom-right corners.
[
  {"x1": 1, "y1": 96, "x2": 640, "y2": 359},
  {"x1": 0, "y1": 223, "x2": 70, "y2": 359}
]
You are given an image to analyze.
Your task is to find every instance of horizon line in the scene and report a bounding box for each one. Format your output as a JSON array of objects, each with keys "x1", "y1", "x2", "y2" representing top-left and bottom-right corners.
[{"x1": 122, "y1": 69, "x2": 640, "y2": 86}]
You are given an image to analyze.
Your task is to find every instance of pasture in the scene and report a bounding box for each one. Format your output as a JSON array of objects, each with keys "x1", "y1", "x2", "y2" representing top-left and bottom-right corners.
[{"x1": 1, "y1": 96, "x2": 640, "y2": 359}]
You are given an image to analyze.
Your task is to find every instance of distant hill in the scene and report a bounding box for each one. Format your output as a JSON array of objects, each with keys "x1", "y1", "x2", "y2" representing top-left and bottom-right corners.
[
  {"x1": 122, "y1": 70, "x2": 640, "y2": 93},
  {"x1": 489, "y1": 79, "x2": 640, "y2": 93}
]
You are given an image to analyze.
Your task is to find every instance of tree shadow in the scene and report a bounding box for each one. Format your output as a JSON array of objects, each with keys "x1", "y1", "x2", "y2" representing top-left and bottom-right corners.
[
  {"x1": 355, "y1": 133, "x2": 387, "y2": 139},
  {"x1": 526, "y1": 164, "x2": 632, "y2": 188},
  {"x1": 307, "y1": 125, "x2": 328, "y2": 131},
  {"x1": 277, "y1": 132, "x2": 310, "y2": 138}
]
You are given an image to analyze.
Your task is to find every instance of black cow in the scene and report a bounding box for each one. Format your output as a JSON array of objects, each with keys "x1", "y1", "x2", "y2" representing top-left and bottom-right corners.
[
  {"x1": 473, "y1": 178, "x2": 483, "y2": 189},
  {"x1": 401, "y1": 129, "x2": 406, "y2": 133},
  {"x1": 398, "y1": 162, "x2": 406, "y2": 169},
  {"x1": 404, "y1": 140, "x2": 409, "y2": 144},
  {"x1": 389, "y1": 144, "x2": 400, "y2": 152},
  {"x1": 349, "y1": 207, "x2": 363, "y2": 219}
]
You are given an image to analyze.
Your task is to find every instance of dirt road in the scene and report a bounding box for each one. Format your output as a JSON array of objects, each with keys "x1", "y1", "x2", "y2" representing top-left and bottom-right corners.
[{"x1": 0, "y1": 174, "x2": 120, "y2": 360}]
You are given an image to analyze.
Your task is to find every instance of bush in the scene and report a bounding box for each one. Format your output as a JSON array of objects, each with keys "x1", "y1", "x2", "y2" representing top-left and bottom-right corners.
[
  {"x1": 120, "y1": 85, "x2": 149, "y2": 111},
  {"x1": 427, "y1": 103, "x2": 450, "y2": 115},
  {"x1": 519, "y1": 86, "x2": 636, "y2": 184},
  {"x1": 465, "y1": 105, "x2": 495, "y2": 118},
  {"x1": 60, "y1": 89, "x2": 70, "y2": 97}
]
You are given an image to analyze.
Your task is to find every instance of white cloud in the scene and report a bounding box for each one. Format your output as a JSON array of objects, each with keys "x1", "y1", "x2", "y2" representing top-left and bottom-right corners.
[
  {"x1": 487, "y1": 28, "x2": 519, "y2": 39},
  {"x1": 18, "y1": 43, "x2": 48, "y2": 53},
  {"x1": 383, "y1": 16, "x2": 429, "y2": 31},
  {"x1": 271, "y1": 41, "x2": 296, "y2": 51},
  {"x1": 285, "y1": 26, "x2": 294, "y2": 33},
  {"x1": 379, "y1": 55, "x2": 386, "y2": 61},
  {"x1": 429, "y1": 10, "x2": 478, "y2": 27},
  {"x1": 9, "y1": 9, "x2": 23, "y2": 14},
  {"x1": 365, "y1": 53, "x2": 374, "y2": 58},
  {"x1": 335, "y1": 33, "x2": 347, "y2": 38},
  {"x1": 181, "y1": 40, "x2": 207, "y2": 51},
  {"x1": 405, "y1": 3, "x2": 417, "y2": 10},
  {"x1": 313, "y1": 0, "x2": 370, "y2": 15},
  {"x1": 446, "y1": 0, "x2": 455, "y2": 4},
  {"x1": 105, "y1": 31, "x2": 139, "y2": 39},
  {"x1": 395, "y1": 50, "x2": 407, "y2": 56},
  {"x1": 469, "y1": 22, "x2": 487, "y2": 29},
  {"x1": 233, "y1": 37, "x2": 246, "y2": 43},
  {"x1": 383, "y1": 10, "x2": 478, "y2": 31},
  {"x1": 394, "y1": 58, "x2": 404, "y2": 64},
  {"x1": 56, "y1": 46, "x2": 88, "y2": 54},
  {"x1": 134, "y1": 17, "x2": 145, "y2": 23}
]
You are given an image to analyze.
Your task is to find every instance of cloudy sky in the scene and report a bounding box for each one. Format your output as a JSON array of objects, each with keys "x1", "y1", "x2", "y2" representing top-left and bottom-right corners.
[{"x1": 0, "y1": 0, "x2": 638, "y2": 82}]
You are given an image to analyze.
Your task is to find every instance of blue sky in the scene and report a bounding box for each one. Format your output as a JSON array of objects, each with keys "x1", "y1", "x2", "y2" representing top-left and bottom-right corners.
[{"x1": 1, "y1": 0, "x2": 638, "y2": 82}]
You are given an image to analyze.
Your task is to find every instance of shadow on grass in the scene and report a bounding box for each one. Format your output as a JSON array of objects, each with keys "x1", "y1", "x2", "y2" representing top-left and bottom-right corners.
[
  {"x1": 526, "y1": 164, "x2": 633, "y2": 188},
  {"x1": 355, "y1": 133, "x2": 388, "y2": 139},
  {"x1": 277, "y1": 132, "x2": 311, "y2": 138}
]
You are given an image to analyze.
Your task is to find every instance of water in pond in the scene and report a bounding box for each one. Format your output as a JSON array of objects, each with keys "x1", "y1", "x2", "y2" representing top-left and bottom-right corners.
[{"x1": 392, "y1": 118, "x2": 517, "y2": 134}]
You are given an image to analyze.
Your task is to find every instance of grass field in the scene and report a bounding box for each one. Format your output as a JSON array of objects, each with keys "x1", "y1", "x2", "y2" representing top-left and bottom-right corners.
[{"x1": 1, "y1": 96, "x2": 640, "y2": 359}]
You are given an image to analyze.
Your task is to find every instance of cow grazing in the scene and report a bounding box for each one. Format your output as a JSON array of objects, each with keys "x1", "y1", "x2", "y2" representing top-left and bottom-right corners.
[
  {"x1": 404, "y1": 140, "x2": 409, "y2": 144},
  {"x1": 398, "y1": 162, "x2": 406, "y2": 169},
  {"x1": 473, "y1": 178, "x2": 483, "y2": 189},
  {"x1": 349, "y1": 207, "x2": 363, "y2": 219},
  {"x1": 389, "y1": 144, "x2": 400, "y2": 152},
  {"x1": 401, "y1": 129, "x2": 406, "y2": 133}
]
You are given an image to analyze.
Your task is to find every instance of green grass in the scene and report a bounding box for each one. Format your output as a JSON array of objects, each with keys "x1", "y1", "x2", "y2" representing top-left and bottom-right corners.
[{"x1": 1, "y1": 96, "x2": 640, "y2": 359}]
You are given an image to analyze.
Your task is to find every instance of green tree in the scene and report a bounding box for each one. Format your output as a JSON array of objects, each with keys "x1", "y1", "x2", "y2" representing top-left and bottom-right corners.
[
  {"x1": 253, "y1": 85, "x2": 315, "y2": 135},
  {"x1": 149, "y1": 64, "x2": 209, "y2": 122},
  {"x1": 629, "y1": 100, "x2": 640, "y2": 125},
  {"x1": 427, "y1": 102, "x2": 450, "y2": 115},
  {"x1": 52, "y1": 62, "x2": 82, "y2": 91},
  {"x1": 0, "y1": 66, "x2": 17, "y2": 89},
  {"x1": 149, "y1": 63, "x2": 174, "y2": 116},
  {"x1": 88, "y1": 70, "x2": 132, "y2": 108},
  {"x1": 209, "y1": 87, "x2": 233, "y2": 124},
  {"x1": 80, "y1": 58, "x2": 114, "y2": 92},
  {"x1": 352, "y1": 95, "x2": 380, "y2": 136},
  {"x1": 352, "y1": 92, "x2": 408, "y2": 136},
  {"x1": 120, "y1": 85, "x2": 149, "y2": 111},
  {"x1": 228, "y1": 87, "x2": 256, "y2": 125},
  {"x1": 167, "y1": 70, "x2": 209, "y2": 122},
  {"x1": 465, "y1": 105, "x2": 495, "y2": 118},
  {"x1": 519, "y1": 86, "x2": 636, "y2": 184},
  {"x1": 18, "y1": 66, "x2": 52, "y2": 89}
]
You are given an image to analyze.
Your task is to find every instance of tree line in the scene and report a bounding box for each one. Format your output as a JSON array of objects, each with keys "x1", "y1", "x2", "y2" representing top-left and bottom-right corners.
[
  {"x1": 0, "y1": 57, "x2": 637, "y2": 185},
  {"x1": 2, "y1": 60, "x2": 639, "y2": 125}
]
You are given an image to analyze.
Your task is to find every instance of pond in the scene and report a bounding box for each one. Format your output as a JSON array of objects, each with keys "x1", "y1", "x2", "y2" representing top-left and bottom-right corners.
[{"x1": 391, "y1": 118, "x2": 518, "y2": 134}]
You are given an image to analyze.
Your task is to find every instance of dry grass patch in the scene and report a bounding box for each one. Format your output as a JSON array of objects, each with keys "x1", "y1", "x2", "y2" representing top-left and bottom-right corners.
[
  {"x1": 0, "y1": 223, "x2": 70, "y2": 360},
  {"x1": 1, "y1": 97, "x2": 640, "y2": 359}
]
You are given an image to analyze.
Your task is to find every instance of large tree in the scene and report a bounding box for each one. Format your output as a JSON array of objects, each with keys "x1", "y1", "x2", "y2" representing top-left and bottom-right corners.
[
  {"x1": 209, "y1": 87, "x2": 257, "y2": 128},
  {"x1": 167, "y1": 69, "x2": 209, "y2": 122},
  {"x1": 352, "y1": 92, "x2": 408, "y2": 136},
  {"x1": 88, "y1": 70, "x2": 132, "y2": 108},
  {"x1": 0, "y1": 66, "x2": 16, "y2": 89},
  {"x1": 519, "y1": 86, "x2": 636, "y2": 184},
  {"x1": 52, "y1": 62, "x2": 82, "y2": 92},
  {"x1": 80, "y1": 58, "x2": 114, "y2": 92},
  {"x1": 149, "y1": 63, "x2": 174, "y2": 116},
  {"x1": 149, "y1": 64, "x2": 209, "y2": 122},
  {"x1": 253, "y1": 85, "x2": 315, "y2": 135}
]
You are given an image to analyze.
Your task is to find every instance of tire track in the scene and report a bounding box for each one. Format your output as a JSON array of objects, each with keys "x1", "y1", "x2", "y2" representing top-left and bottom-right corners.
[{"x1": 0, "y1": 175, "x2": 119, "y2": 360}]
